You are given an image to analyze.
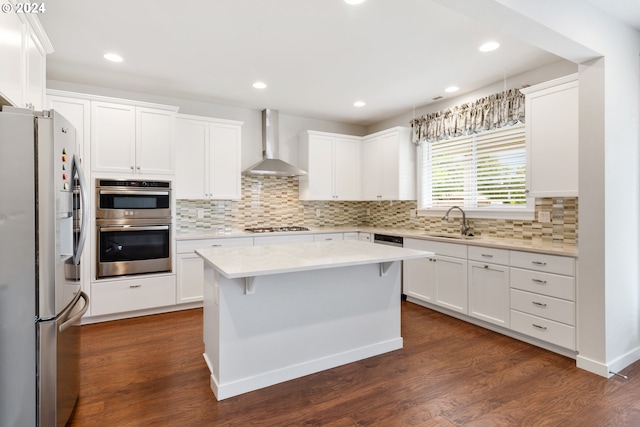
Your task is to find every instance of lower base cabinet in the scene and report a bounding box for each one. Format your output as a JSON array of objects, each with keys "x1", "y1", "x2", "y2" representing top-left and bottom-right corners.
[
  {"x1": 176, "y1": 237, "x2": 254, "y2": 303},
  {"x1": 91, "y1": 274, "x2": 176, "y2": 316},
  {"x1": 405, "y1": 238, "x2": 576, "y2": 353}
]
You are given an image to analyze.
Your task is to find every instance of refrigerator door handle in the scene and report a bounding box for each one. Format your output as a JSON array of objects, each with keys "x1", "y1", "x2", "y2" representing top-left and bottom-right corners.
[
  {"x1": 72, "y1": 154, "x2": 89, "y2": 266},
  {"x1": 59, "y1": 292, "x2": 89, "y2": 333}
]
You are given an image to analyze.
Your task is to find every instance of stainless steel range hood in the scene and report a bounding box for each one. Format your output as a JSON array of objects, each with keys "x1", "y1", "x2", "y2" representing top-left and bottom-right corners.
[{"x1": 242, "y1": 109, "x2": 307, "y2": 177}]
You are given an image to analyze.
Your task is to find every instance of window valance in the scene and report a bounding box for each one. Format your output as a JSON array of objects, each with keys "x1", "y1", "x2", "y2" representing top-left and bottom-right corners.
[{"x1": 410, "y1": 88, "x2": 525, "y2": 145}]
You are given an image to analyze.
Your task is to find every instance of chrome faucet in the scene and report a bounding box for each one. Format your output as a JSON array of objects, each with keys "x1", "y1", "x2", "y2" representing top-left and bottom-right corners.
[{"x1": 442, "y1": 206, "x2": 471, "y2": 236}]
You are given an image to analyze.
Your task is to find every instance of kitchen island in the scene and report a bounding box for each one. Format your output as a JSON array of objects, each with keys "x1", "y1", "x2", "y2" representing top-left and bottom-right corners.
[{"x1": 196, "y1": 240, "x2": 431, "y2": 400}]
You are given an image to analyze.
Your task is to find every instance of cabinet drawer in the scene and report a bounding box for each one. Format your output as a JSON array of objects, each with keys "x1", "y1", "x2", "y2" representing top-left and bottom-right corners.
[
  {"x1": 510, "y1": 310, "x2": 575, "y2": 350},
  {"x1": 468, "y1": 246, "x2": 510, "y2": 265},
  {"x1": 405, "y1": 238, "x2": 466, "y2": 258},
  {"x1": 313, "y1": 233, "x2": 344, "y2": 241},
  {"x1": 509, "y1": 251, "x2": 575, "y2": 275},
  {"x1": 91, "y1": 275, "x2": 176, "y2": 316},
  {"x1": 510, "y1": 289, "x2": 575, "y2": 325},
  {"x1": 176, "y1": 237, "x2": 253, "y2": 253},
  {"x1": 510, "y1": 267, "x2": 575, "y2": 300}
]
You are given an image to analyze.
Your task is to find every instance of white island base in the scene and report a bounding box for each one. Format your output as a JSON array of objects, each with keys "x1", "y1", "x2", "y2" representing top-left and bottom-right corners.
[{"x1": 197, "y1": 240, "x2": 430, "y2": 400}]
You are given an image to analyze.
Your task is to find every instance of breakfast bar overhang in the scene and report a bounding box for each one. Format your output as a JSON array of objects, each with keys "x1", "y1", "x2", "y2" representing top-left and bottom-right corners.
[{"x1": 196, "y1": 240, "x2": 431, "y2": 400}]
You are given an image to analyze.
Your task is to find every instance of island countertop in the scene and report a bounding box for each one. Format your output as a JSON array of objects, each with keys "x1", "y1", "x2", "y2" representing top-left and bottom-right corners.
[{"x1": 195, "y1": 239, "x2": 432, "y2": 279}]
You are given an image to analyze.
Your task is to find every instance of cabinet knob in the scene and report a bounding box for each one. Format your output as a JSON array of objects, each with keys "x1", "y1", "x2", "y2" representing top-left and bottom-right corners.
[
  {"x1": 136, "y1": 166, "x2": 141, "y2": 170},
  {"x1": 130, "y1": 166, "x2": 135, "y2": 170}
]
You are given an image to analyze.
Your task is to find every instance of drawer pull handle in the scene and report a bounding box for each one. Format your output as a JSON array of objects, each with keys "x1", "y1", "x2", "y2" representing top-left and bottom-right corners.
[
  {"x1": 532, "y1": 323, "x2": 547, "y2": 330},
  {"x1": 532, "y1": 301, "x2": 547, "y2": 307},
  {"x1": 532, "y1": 279, "x2": 547, "y2": 284},
  {"x1": 532, "y1": 261, "x2": 547, "y2": 266},
  {"x1": 130, "y1": 284, "x2": 142, "y2": 288},
  {"x1": 211, "y1": 244, "x2": 222, "y2": 247},
  {"x1": 481, "y1": 254, "x2": 493, "y2": 258}
]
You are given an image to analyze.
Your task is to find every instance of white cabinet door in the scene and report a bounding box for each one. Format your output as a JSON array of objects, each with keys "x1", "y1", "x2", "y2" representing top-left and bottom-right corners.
[
  {"x1": 209, "y1": 123, "x2": 242, "y2": 199},
  {"x1": 176, "y1": 254, "x2": 205, "y2": 303},
  {"x1": 91, "y1": 102, "x2": 137, "y2": 174},
  {"x1": 468, "y1": 261, "x2": 510, "y2": 327},
  {"x1": 0, "y1": 11, "x2": 23, "y2": 106},
  {"x1": 522, "y1": 74, "x2": 578, "y2": 197},
  {"x1": 299, "y1": 131, "x2": 361, "y2": 200},
  {"x1": 334, "y1": 138, "x2": 361, "y2": 199},
  {"x1": 175, "y1": 117, "x2": 208, "y2": 199},
  {"x1": 361, "y1": 136, "x2": 382, "y2": 200},
  {"x1": 361, "y1": 127, "x2": 415, "y2": 201},
  {"x1": 404, "y1": 256, "x2": 436, "y2": 303},
  {"x1": 92, "y1": 102, "x2": 177, "y2": 175},
  {"x1": 175, "y1": 115, "x2": 243, "y2": 200},
  {"x1": 47, "y1": 95, "x2": 91, "y2": 169},
  {"x1": 434, "y1": 255, "x2": 468, "y2": 314},
  {"x1": 136, "y1": 107, "x2": 175, "y2": 175}
]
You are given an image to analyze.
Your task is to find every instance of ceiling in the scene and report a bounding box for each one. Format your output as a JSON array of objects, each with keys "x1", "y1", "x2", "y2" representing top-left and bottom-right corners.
[{"x1": 38, "y1": 0, "x2": 638, "y2": 127}]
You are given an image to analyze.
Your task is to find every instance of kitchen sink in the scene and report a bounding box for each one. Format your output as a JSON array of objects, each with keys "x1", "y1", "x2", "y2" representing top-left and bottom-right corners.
[{"x1": 421, "y1": 233, "x2": 476, "y2": 240}]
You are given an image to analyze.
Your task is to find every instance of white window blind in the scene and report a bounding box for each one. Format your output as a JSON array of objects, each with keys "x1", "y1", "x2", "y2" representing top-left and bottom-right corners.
[{"x1": 420, "y1": 124, "x2": 526, "y2": 209}]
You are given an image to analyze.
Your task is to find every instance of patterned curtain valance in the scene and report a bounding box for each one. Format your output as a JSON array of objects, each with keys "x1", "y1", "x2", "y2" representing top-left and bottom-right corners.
[{"x1": 410, "y1": 88, "x2": 525, "y2": 145}]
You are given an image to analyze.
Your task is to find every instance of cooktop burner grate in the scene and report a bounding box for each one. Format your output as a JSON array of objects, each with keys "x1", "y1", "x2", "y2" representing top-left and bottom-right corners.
[{"x1": 244, "y1": 226, "x2": 309, "y2": 233}]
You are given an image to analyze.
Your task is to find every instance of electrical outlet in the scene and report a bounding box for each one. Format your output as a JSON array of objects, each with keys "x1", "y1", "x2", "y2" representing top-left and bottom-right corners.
[
  {"x1": 538, "y1": 211, "x2": 551, "y2": 223},
  {"x1": 197, "y1": 208, "x2": 205, "y2": 219},
  {"x1": 315, "y1": 208, "x2": 321, "y2": 217},
  {"x1": 366, "y1": 208, "x2": 371, "y2": 215},
  {"x1": 410, "y1": 209, "x2": 417, "y2": 218}
]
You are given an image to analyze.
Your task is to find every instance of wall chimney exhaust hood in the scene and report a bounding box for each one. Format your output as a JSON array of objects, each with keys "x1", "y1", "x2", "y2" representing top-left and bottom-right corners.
[{"x1": 242, "y1": 109, "x2": 307, "y2": 177}]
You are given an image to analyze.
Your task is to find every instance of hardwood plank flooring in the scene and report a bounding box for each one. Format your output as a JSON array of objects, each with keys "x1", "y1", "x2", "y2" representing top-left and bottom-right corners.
[{"x1": 69, "y1": 302, "x2": 640, "y2": 426}]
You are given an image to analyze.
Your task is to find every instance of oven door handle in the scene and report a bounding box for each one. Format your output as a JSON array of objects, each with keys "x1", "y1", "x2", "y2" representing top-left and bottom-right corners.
[
  {"x1": 99, "y1": 225, "x2": 170, "y2": 232},
  {"x1": 98, "y1": 190, "x2": 170, "y2": 196}
]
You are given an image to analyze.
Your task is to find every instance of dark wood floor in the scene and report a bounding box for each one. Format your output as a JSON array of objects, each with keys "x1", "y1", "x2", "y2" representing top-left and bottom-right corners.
[{"x1": 69, "y1": 302, "x2": 640, "y2": 426}]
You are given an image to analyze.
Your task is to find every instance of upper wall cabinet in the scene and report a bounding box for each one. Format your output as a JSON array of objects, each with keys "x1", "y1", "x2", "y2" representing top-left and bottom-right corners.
[
  {"x1": 361, "y1": 127, "x2": 415, "y2": 201},
  {"x1": 175, "y1": 114, "x2": 243, "y2": 200},
  {"x1": 521, "y1": 74, "x2": 578, "y2": 198},
  {"x1": 298, "y1": 131, "x2": 362, "y2": 201},
  {"x1": 0, "y1": 11, "x2": 52, "y2": 110},
  {"x1": 91, "y1": 101, "x2": 178, "y2": 176}
]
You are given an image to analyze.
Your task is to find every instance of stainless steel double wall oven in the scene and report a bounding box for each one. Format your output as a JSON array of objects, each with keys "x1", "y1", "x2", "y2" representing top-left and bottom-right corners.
[{"x1": 96, "y1": 179, "x2": 172, "y2": 278}]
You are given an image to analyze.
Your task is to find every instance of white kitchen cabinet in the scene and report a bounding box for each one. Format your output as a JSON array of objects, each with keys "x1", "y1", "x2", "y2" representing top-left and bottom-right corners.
[
  {"x1": 90, "y1": 274, "x2": 176, "y2": 316},
  {"x1": 403, "y1": 238, "x2": 467, "y2": 313},
  {"x1": 468, "y1": 246, "x2": 510, "y2": 328},
  {"x1": 313, "y1": 233, "x2": 344, "y2": 242},
  {"x1": 299, "y1": 131, "x2": 361, "y2": 200},
  {"x1": 361, "y1": 127, "x2": 415, "y2": 201},
  {"x1": 91, "y1": 101, "x2": 177, "y2": 176},
  {"x1": 521, "y1": 74, "x2": 578, "y2": 198},
  {"x1": 343, "y1": 232, "x2": 359, "y2": 241},
  {"x1": 358, "y1": 232, "x2": 372, "y2": 242},
  {"x1": 176, "y1": 237, "x2": 253, "y2": 303},
  {"x1": 0, "y1": 11, "x2": 51, "y2": 110},
  {"x1": 509, "y1": 250, "x2": 576, "y2": 350},
  {"x1": 175, "y1": 114, "x2": 243, "y2": 200}
]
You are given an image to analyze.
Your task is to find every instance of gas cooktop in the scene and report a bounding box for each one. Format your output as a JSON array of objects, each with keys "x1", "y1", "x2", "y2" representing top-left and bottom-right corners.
[{"x1": 244, "y1": 226, "x2": 310, "y2": 233}]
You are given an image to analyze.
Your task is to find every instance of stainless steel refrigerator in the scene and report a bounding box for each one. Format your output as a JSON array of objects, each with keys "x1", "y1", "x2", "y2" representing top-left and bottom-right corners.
[{"x1": 0, "y1": 106, "x2": 89, "y2": 426}]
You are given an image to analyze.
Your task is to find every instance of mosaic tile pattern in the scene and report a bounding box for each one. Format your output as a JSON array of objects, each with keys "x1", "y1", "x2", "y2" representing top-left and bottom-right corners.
[{"x1": 176, "y1": 176, "x2": 578, "y2": 243}]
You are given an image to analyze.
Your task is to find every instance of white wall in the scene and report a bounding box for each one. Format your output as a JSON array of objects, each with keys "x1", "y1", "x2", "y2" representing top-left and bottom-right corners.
[
  {"x1": 46, "y1": 80, "x2": 366, "y2": 171},
  {"x1": 436, "y1": 0, "x2": 640, "y2": 377}
]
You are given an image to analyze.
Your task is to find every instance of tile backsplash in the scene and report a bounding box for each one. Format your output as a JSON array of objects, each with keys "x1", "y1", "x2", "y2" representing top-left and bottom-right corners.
[{"x1": 176, "y1": 176, "x2": 577, "y2": 244}]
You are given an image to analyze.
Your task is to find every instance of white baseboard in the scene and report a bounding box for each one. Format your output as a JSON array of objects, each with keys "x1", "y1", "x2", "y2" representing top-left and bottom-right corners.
[{"x1": 210, "y1": 338, "x2": 403, "y2": 401}]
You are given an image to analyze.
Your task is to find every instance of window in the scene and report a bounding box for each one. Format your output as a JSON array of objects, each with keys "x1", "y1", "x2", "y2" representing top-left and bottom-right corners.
[{"x1": 419, "y1": 124, "x2": 530, "y2": 214}]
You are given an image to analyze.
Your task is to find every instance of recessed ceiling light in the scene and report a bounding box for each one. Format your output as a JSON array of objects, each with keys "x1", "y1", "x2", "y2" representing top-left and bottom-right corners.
[
  {"x1": 479, "y1": 41, "x2": 500, "y2": 52},
  {"x1": 252, "y1": 81, "x2": 267, "y2": 89},
  {"x1": 444, "y1": 86, "x2": 459, "y2": 93},
  {"x1": 354, "y1": 101, "x2": 366, "y2": 107},
  {"x1": 345, "y1": 0, "x2": 365, "y2": 4},
  {"x1": 103, "y1": 53, "x2": 123, "y2": 63}
]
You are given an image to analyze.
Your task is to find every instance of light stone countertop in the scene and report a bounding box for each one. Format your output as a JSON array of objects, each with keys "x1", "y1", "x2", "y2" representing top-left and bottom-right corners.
[
  {"x1": 195, "y1": 240, "x2": 432, "y2": 279},
  {"x1": 178, "y1": 225, "x2": 577, "y2": 257}
]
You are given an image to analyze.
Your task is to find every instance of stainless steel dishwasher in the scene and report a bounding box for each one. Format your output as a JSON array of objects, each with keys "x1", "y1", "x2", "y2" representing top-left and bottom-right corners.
[{"x1": 373, "y1": 234, "x2": 406, "y2": 299}]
